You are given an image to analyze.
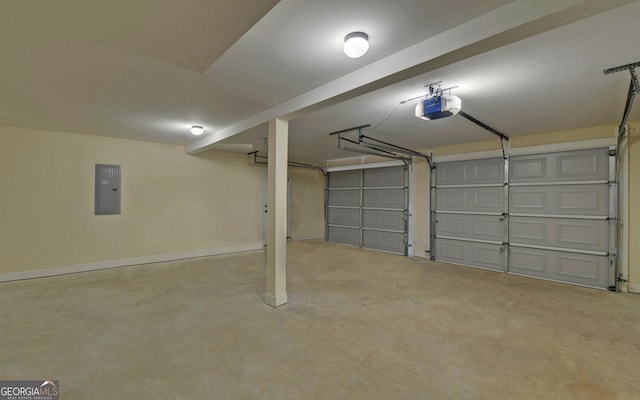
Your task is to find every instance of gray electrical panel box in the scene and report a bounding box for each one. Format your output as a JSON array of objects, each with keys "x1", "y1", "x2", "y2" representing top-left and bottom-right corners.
[{"x1": 95, "y1": 164, "x2": 121, "y2": 215}]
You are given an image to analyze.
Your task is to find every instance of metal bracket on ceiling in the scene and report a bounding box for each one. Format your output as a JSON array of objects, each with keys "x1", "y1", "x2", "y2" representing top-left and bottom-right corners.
[
  {"x1": 605, "y1": 61, "x2": 640, "y2": 137},
  {"x1": 400, "y1": 81, "x2": 459, "y2": 105},
  {"x1": 328, "y1": 125, "x2": 432, "y2": 168},
  {"x1": 631, "y1": 68, "x2": 640, "y2": 94},
  {"x1": 341, "y1": 147, "x2": 410, "y2": 166},
  {"x1": 328, "y1": 124, "x2": 371, "y2": 137},
  {"x1": 247, "y1": 151, "x2": 326, "y2": 175},
  {"x1": 358, "y1": 133, "x2": 433, "y2": 169},
  {"x1": 604, "y1": 60, "x2": 640, "y2": 79}
]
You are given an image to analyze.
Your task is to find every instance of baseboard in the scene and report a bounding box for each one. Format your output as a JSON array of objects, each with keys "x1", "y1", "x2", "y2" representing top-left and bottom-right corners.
[
  {"x1": 0, "y1": 243, "x2": 265, "y2": 283},
  {"x1": 264, "y1": 292, "x2": 288, "y2": 307},
  {"x1": 629, "y1": 283, "x2": 640, "y2": 294}
]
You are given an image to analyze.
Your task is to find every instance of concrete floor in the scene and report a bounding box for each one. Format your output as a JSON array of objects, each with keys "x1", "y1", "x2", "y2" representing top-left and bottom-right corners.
[{"x1": 1, "y1": 240, "x2": 639, "y2": 399}]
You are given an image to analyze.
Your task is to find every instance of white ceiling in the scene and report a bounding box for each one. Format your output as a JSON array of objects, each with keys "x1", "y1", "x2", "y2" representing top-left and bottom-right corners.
[{"x1": 1, "y1": 0, "x2": 639, "y2": 162}]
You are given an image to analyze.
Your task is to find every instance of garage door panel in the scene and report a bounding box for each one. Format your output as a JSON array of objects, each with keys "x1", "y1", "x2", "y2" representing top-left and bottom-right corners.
[
  {"x1": 363, "y1": 188, "x2": 405, "y2": 209},
  {"x1": 511, "y1": 157, "x2": 547, "y2": 181},
  {"x1": 436, "y1": 187, "x2": 503, "y2": 213},
  {"x1": 362, "y1": 209, "x2": 404, "y2": 231},
  {"x1": 327, "y1": 226, "x2": 360, "y2": 247},
  {"x1": 436, "y1": 158, "x2": 503, "y2": 185},
  {"x1": 509, "y1": 218, "x2": 547, "y2": 241},
  {"x1": 328, "y1": 170, "x2": 360, "y2": 188},
  {"x1": 327, "y1": 189, "x2": 360, "y2": 207},
  {"x1": 439, "y1": 163, "x2": 466, "y2": 185},
  {"x1": 363, "y1": 166, "x2": 405, "y2": 187},
  {"x1": 557, "y1": 152, "x2": 606, "y2": 179},
  {"x1": 363, "y1": 230, "x2": 405, "y2": 254},
  {"x1": 510, "y1": 247, "x2": 608, "y2": 288},
  {"x1": 327, "y1": 208, "x2": 359, "y2": 227},
  {"x1": 436, "y1": 213, "x2": 505, "y2": 242},
  {"x1": 510, "y1": 149, "x2": 608, "y2": 183},
  {"x1": 510, "y1": 189, "x2": 546, "y2": 211},
  {"x1": 435, "y1": 238, "x2": 505, "y2": 272},
  {"x1": 556, "y1": 220, "x2": 607, "y2": 249},
  {"x1": 557, "y1": 187, "x2": 607, "y2": 212},
  {"x1": 439, "y1": 190, "x2": 465, "y2": 209},
  {"x1": 437, "y1": 239, "x2": 465, "y2": 262},
  {"x1": 474, "y1": 217, "x2": 505, "y2": 238},
  {"x1": 475, "y1": 160, "x2": 504, "y2": 183},
  {"x1": 473, "y1": 246, "x2": 503, "y2": 267},
  {"x1": 474, "y1": 190, "x2": 502, "y2": 209},
  {"x1": 508, "y1": 249, "x2": 546, "y2": 273},
  {"x1": 556, "y1": 254, "x2": 602, "y2": 282},
  {"x1": 510, "y1": 185, "x2": 608, "y2": 216},
  {"x1": 510, "y1": 217, "x2": 608, "y2": 252},
  {"x1": 438, "y1": 213, "x2": 466, "y2": 236}
]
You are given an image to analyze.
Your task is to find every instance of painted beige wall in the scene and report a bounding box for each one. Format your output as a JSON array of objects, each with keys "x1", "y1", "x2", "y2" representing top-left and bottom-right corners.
[
  {"x1": 411, "y1": 157, "x2": 430, "y2": 258},
  {"x1": 0, "y1": 125, "x2": 264, "y2": 274},
  {"x1": 289, "y1": 167, "x2": 325, "y2": 240}
]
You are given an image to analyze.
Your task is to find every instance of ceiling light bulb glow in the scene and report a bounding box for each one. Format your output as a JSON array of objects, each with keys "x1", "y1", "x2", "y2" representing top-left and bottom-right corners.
[
  {"x1": 190, "y1": 125, "x2": 204, "y2": 135},
  {"x1": 343, "y1": 32, "x2": 369, "y2": 58}
]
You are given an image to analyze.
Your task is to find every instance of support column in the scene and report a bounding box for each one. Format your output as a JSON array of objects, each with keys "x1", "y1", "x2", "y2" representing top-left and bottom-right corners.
[{"x1": 265, "y1": 118, "x2": 288, "y2": 307}]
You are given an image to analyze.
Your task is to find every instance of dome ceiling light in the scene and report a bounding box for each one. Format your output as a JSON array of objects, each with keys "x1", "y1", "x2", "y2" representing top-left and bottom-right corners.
[
  {"x1": 343, "y1": 32, "x2": 369, "y2": 58},
  {"x1": 190, "y1": 125, "x2": 204, "y2": 136}
]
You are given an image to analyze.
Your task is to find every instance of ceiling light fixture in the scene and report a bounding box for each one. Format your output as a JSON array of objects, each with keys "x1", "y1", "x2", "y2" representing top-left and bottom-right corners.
[
  {"x1": 190, "y1": 125, "x2": 204, "y2": 136},
  {"x1": 343, "y1": 32, "x2": 369, "y2": 58}
]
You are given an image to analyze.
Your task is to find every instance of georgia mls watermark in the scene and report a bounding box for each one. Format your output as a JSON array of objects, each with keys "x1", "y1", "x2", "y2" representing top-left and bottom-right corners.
[{"x1": 0, "y1": 381, "x2": 58, "y2": 400}]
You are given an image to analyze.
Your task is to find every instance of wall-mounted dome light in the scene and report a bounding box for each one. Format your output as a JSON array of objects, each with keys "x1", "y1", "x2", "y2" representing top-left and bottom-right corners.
[
  {"x1": 343, "y1": 32, "x2": 369, "y2": 58},
  {"x1": 190, "y1": 125, "x2": 204, "y2": 136}
]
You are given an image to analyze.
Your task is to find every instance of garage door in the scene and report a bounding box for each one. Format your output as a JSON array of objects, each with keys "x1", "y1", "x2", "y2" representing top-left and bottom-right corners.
[
  {"x1": 433, "y1": 157, "x2": 507, "y2": 271},
  {"x1": 327, "y1": 165, "x2": 408, "y2": 255},
  {"x1": 509, "y1": 149, "x2": 612, "y2": 288},
  {"x1": 431, "y1": 148, "x2": 615, "y2": 289}
]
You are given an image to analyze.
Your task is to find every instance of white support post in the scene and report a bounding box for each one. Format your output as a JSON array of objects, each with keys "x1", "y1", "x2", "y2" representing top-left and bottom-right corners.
[{"x1": 265, "y1": 119, "x2": 289, "y2": 307}]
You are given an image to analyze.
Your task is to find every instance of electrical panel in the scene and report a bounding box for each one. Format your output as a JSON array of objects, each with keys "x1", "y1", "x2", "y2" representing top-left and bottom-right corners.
[{"x1": 95, "y1": 164, "x2": 121, "y2": 215}]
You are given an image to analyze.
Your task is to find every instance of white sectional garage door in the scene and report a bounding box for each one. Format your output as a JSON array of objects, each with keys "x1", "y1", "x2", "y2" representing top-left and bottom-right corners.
[
  {"x1": 508, "y1": 149, "x2": 612, "y2": 288},
  {"x1": 432, "y1": 148, "x2": 615, "y2": 289},
  {"x1": 327, "y1": 165, "x2": 408, "y2": 255},
  {"x1": 433, "y1": 157, "x2": 507, "y2": 272}
]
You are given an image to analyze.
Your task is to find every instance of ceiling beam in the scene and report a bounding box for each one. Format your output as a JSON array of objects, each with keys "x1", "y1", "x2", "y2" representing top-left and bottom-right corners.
[{"x1": 186, "y1": 0, "x2": 635, "y2": 154}]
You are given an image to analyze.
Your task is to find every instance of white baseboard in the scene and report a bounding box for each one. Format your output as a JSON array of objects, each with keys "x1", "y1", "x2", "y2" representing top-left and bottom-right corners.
[
  {"x1": 629, "y1": 283, "x2": 640, "y2": 294},
  {"x1": 0, "y1": 243, "x2": 265, "y2": 283},
  {"x1": 264, "y1": 292, "x2": 288, "y2": 307}
]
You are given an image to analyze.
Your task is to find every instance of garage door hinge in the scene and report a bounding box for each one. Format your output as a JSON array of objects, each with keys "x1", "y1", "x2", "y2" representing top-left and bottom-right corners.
[{"x1": 608, "y1": 149, "x2": 617, "y2": 157}]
